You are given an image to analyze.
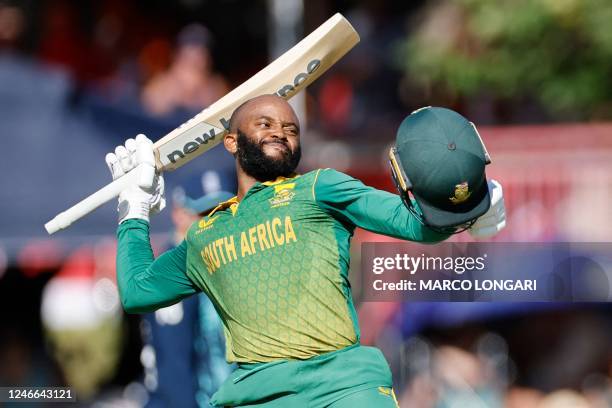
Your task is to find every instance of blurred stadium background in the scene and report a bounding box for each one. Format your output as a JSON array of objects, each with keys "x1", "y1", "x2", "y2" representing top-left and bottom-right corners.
[{"x1": 0, "y1": 0, "x2": 610, "y2": 406}]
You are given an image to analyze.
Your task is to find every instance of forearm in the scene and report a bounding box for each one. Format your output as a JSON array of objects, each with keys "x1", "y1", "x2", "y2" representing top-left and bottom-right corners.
[
  {"x1": 314, "y1": 169, "x2": 450, "y2": 243},
  {"x1": 116, "y1": 219, "x2": 198, "y2": 313},
  {"x1": 362, "y1": 193, "x2": 450, "y2": 243}
]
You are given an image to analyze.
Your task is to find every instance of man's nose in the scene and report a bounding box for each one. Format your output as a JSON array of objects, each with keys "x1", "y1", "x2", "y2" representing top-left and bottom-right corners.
[{"x1": 269, "y1": 125, "x2": 287, "y2": 139}]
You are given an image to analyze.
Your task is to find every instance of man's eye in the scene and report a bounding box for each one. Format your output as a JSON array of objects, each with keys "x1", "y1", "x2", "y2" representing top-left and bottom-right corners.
[{"x1": 259, "y1": 122, "x2": 270, "y2": 128}]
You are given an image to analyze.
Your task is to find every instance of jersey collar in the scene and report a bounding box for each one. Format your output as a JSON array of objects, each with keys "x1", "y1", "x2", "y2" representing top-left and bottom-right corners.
[
  {"x1": 207, "y1": 196, "x2": 239, "y2": 217},
  {"x1": 209, "y1": 174, "x2": 301, "y2": 216},
  {"x1": 261, "y1": 173, "x2": 299, "y2": 186},
  {"x1": 245, "y1": 174, "x2": 300, "y2": 198}
]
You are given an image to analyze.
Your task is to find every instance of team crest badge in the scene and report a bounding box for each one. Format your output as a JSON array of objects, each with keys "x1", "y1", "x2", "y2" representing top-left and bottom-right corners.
[
  {"x1": 269, "y1": 183, "x2": 296, "y2": 207},
  {"x1": 449, "y1": 182, "x2": 471, "y2": 204}
]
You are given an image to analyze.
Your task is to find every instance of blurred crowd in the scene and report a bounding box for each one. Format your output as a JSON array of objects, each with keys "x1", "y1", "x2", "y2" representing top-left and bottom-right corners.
[
  {"x1": 0, "y1": 1, "x2": 611, "y2": 407},
  {"x1": 358, "y1": 303, "x2": 612, "y2": 407}
]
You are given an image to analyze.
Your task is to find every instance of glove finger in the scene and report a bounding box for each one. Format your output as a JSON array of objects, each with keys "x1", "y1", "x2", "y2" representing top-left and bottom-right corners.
[
  {"x1": 115, "y1": 145, "x2": 133, "y2": 172},
  {"x1": 489, "y1": 180, "x2": 503, "y2": 204},
  {"x1": 135, "y1": 134, "x2": 155, "y2": 166},
  {"x1": 491, "y1": 196, "x2": 506, "y2": 212},
  {"x1": 105, "y1": 152, "x2": 124, "y2": 179},
  {"x1": 490, "y1": 194, "x2": 502, "y2": 209},
  {"x1": 135, "y1": 133, "x2": 153, "y2": 144},
  {"x1": 487, "y1": 205, "x2": 504, "y2": 221},
  {"x1": 138, "y1": 161, "x2": 155, "y2": 189},
  {"x1": 125, "y1": 138, "x2": 137, "y2": 159},
  {"x1": 134, "y1": 134, "x2": 156, "y2": 188}
]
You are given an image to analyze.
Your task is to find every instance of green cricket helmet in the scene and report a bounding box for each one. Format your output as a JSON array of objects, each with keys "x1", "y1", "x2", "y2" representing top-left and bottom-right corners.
[{"x1": 389, "y1": 107, "x2": 492, "y2": 233}]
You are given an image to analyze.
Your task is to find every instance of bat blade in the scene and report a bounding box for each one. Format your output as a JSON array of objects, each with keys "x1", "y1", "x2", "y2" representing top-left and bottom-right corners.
[{"x1": 45, "y1": 13, "x2": 359, "y2": 235}]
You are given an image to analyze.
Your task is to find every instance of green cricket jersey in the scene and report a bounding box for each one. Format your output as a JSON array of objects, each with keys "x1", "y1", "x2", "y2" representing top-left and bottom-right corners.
[{"x1": 116, "y1": 169, "x2": 447, "y2": 364}]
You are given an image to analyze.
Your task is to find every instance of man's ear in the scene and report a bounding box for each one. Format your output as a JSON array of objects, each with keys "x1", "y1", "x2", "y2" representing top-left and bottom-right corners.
[{"x1": 224, "y1": 131, "x2": 237, "y2": 155}]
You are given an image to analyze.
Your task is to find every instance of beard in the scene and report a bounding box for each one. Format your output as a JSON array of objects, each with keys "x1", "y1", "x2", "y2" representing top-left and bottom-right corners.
[{"x1": 236, "y1": 129, "x2": 301, "y2": 182}]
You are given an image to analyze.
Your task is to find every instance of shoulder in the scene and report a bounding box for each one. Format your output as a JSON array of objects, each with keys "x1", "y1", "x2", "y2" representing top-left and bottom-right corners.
[
  {"x1": 295, "y1": 168, "x2": 347, "y2": 191},
  {"x1": 184, "y1": 212, "x2": 216, "y2": 244},
  {"x1": 312, "y1": 168, "x2": 359, "y2": 188},
  {"x1": 185, "y1": 220, "x2": 199, "y2": 245},
  {"x1": 307, "y1": 168, "x2": 353, "y2": 184},
  {"x1": 309, "y1": 168, "x2": 364, "y2": 202}
]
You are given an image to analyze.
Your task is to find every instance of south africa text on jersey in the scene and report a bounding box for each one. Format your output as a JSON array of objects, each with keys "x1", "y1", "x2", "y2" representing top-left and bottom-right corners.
[{"x1": 200, "y1": 216, "x2": 298, "y2": 274}]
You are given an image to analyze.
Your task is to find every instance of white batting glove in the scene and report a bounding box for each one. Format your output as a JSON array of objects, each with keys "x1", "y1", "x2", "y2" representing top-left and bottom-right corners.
[
  {"x1": 469, "y1": 179, "x2": 506, "y2": 239},
  {"x1": 105, "y1": 134, "x2": 165, "y2": 224}
]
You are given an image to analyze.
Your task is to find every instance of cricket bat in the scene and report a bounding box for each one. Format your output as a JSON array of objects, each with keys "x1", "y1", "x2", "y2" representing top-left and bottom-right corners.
[{"x1": 45, "y1": 13, "x2": 359, "y2": 234}]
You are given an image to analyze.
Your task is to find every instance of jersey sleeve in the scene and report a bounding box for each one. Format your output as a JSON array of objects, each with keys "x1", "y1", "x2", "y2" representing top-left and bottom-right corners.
[
  {"x1": 313, "y1": 168, "x2": 450, "y2": 243},
  {"x1": 116, "y1": 219, "x2": 200, "y2": 313}
]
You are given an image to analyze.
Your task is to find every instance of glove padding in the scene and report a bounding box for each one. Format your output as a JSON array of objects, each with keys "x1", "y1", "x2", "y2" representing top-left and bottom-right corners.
[
  {"x1": 105, "y1": 134, "x2": 165, "y2": 224},
  {"x1": 468, "y1": 179, "x2": 506, "y2": 239}
]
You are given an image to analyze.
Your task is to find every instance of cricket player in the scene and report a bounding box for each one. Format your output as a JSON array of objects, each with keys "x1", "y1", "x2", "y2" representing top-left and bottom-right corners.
[{"x1": 108, "y1": 96, "x2": 505, "y2": 407}]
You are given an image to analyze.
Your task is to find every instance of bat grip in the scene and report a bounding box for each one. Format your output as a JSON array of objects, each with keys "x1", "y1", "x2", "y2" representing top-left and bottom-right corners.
[{"x1": 44, "y1": 167, "x2": 141, "y2": 234}]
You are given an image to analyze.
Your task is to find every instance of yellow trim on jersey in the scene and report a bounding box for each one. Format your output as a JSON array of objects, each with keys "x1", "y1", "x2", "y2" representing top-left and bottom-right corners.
[
  {"x1": 312, "y1": 168, "x2": 323, "y2": 201},
  {"x1": 261, "y1": 173, "x2": 300, "y2": 186},
  {"x1": 208, "y1": 196, "x2": 239, "y2": 217},
  {"x1": 392, "y1": 388, "x2": 400, "y2": 407},
  {"x1": 273, "y1": 183, "x2": 295, "y2": 192},
  {"x1": 207, "y1": 175, "x2": 301, "y2": 218}
]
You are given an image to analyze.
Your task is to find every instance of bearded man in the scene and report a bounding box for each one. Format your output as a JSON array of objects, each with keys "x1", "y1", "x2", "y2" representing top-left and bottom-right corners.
[{"x1": 108, "y1": 95, "x2": 504, "y2": 407}]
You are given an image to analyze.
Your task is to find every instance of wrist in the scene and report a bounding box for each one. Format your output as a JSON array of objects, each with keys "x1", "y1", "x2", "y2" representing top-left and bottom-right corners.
[
  {"x1": 118, "y1": 200, "x2": 150, "y2": 224},
  {"x1": 117, "y1": 218, "x2": 151, "y2": 236}
]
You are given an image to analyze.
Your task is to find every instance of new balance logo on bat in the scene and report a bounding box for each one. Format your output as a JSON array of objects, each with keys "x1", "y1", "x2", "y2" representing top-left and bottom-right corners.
[
  {"x1": 275, "y1": 59, "x2": 320, "y2": 97},
  {"x1": 166, "y1": 59, "x2": 321, "y2": 164},
  {"x1": 165, "y1": 123, "x2": 226, "y2": 165}
]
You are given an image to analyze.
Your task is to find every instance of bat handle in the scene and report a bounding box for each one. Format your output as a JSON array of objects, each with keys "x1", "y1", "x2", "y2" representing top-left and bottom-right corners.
[{"x1": 44, "y1": 167, "x2": 141, "y2": 235}]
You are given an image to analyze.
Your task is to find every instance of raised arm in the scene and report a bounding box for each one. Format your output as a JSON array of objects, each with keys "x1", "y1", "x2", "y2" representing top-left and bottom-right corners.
[
  {"x1": 313, "y1": 168, "x2": 449, "y2": 243},
  {"x1": 106, "y1": 135, "x2": 200, "y2": 313},
  {"x1": 117, "y1": 219, "x2": 199, "y2": 313}
]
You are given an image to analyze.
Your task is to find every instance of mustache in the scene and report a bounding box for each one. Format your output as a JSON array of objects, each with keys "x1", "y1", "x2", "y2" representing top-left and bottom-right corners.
[
  {"x1": 261, "y1": 138, "x2": 289, "y2": 147},
  {"x1": 262, "y1": 141, "x2": 289, "y2": 154}
]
